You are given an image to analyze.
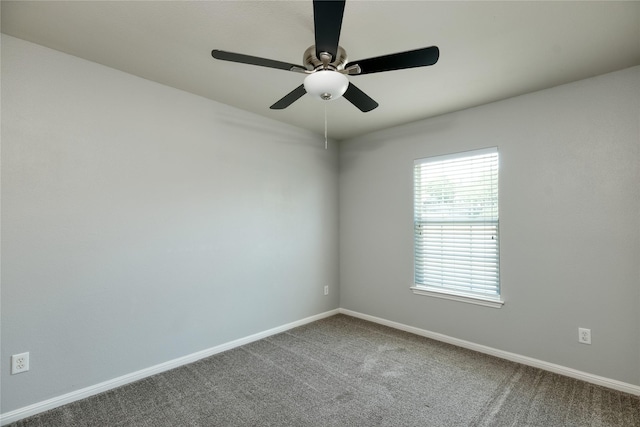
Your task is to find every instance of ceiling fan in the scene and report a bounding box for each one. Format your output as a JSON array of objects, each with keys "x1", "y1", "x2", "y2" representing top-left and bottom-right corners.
[{"x1": 211, "y1": 0, "x2": 439, "y2": 112}]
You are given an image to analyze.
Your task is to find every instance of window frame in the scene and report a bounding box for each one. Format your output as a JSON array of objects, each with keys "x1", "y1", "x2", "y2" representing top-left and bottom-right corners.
[{"x1": 411, "y1": 147, "x2": 504, "y2": 308}]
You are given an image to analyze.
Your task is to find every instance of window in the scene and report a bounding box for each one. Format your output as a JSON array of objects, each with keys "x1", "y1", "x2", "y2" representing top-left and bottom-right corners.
[{"x1": 412, "y1": 147, "x2": 502, "y2": 308}]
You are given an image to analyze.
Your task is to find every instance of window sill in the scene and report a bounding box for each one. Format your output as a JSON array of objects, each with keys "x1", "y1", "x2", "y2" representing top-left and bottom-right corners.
[{"x1": 410, "y1": 286, "x2": 504, "y2": 309}]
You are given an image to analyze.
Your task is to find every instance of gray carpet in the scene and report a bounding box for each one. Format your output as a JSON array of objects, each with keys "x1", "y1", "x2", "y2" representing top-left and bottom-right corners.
[{"x1": 8, "y1": 314, "x2": 640, "y2": 426}]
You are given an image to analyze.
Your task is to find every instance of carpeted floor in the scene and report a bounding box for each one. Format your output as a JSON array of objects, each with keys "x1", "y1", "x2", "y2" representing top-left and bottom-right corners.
[{"x1": 8, "y1": 314, "x2": 640, "y2": 426}]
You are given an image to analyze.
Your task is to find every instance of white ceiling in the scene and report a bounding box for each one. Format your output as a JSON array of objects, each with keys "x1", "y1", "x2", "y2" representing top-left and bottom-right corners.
[{"x1": 2, "y1": 1, "x2": 639, "y2": 141}]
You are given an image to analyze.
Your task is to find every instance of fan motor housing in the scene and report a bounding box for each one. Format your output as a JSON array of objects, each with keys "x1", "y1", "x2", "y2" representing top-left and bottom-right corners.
[{"x1": 303, "y1": 45, "x2": 348, "y2": 71}]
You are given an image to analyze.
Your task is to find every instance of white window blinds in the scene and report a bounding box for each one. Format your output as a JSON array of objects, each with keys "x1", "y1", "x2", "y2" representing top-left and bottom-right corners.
[{"x1": 414, "y1": 147, "x2": 500, "y2": 298}]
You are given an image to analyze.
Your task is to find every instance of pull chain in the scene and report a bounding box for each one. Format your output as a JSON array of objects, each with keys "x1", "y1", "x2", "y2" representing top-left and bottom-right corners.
[{"x1": 324, "y1": 104, "x2": 328, "y2": 150}]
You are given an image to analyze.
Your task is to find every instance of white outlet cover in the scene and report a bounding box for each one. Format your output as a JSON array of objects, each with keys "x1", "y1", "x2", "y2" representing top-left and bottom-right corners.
[
  {"x1": 578, "y1": 328, "x2": 591, "y2": 345},
  {"x1": 11, "y1": 352, "x2": 30, "y2": 374}
]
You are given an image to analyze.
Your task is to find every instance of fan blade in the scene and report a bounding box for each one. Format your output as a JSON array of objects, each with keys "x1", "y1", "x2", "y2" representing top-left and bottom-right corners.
[
  {"x1": 343, "y1": 83, "x2": 378, "y2": 112},
  {"x1": 212, "y1": 50, "x2": 304, "y2": 72},
  {"x1": 346, "y1": 46, "x2": 439, "y2": 75},
  {"x1": 270, "y1": 85, "x2": 307, "y2": 110},
  {"x1": 313, "y1": 0, "x2": 346, "y2": 61}
]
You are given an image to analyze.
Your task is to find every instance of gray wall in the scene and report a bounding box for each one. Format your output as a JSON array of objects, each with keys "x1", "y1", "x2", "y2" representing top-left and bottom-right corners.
[
  {"x1": 339, "y1": 66, "x2": 640, "y2": 385},
  {"x1": 1, "y1": 35, "x2": 339, "y2": 413}
]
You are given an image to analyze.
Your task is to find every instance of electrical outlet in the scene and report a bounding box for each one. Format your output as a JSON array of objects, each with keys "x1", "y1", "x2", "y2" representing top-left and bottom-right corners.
[
  {"x1": 324, "y1": 285, "x2": 329, "y2": 296},
  {"x1": 11, "y1": 352, "x2": 30, "y2": 374},
  {"x1": 578, "y1": 328, "x2": 591, "y2": 345}
]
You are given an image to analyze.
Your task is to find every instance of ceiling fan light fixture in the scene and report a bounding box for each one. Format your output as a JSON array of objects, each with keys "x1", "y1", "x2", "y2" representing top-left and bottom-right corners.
[
  {"x1": 303, "y1": 70, "x2": 348, "y2": 101},
  {"x1": 212, "y1": 1, "x2": 439, "y2": 112}
]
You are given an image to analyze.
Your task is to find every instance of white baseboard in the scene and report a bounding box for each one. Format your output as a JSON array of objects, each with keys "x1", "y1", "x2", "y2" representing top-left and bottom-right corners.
[
  {"x1": 339, "y1": 308, "x2": 640, "y2": 397},
  {"x1": 0, "y1": 309, "x2": 340, "y2": 426}
]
